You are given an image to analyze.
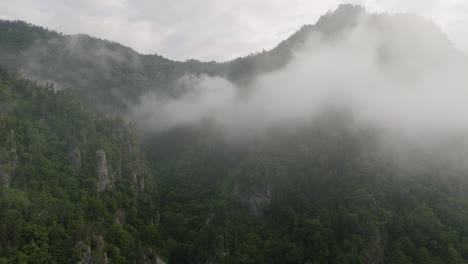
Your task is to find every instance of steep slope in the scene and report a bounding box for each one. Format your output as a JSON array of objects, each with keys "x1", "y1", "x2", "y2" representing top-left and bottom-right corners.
[
  {"x1": 142, "y1": 111, "x2": 468, "y2": 263},
  {"x1": 137, "y1": 5, "x2": 468, "y2": 264},
  {"x1": 0, "y1": 20, "x2": 220, "y2": 115},
  {"x1": 2, "y1": 4, "x2": 468, "y2": 264},
  {"x1": 0, "y1": 68, "x2": 163, "y2": 263},
  {"x1": 0, "y1": 5, "x2": 377, "y2": 116}
]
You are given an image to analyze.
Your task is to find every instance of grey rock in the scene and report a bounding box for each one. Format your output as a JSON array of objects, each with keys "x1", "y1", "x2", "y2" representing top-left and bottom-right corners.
[
  {"x1": 76, "y1": 235, "x2": 109, "y2": 264},
  {"x1": 235, "y1": 182, "x2": 273, "y2": 216},
  {"x1": 114, "y1": 208, "x2": 127, "y2": 225},
  {"x1": 75, "y1": 241, "x2": 93, "y2": 264},
  {"x1": 96, "y1": 149, "x2": 112, "y2": 192},
  {"x1": 143, "y1": 249, "x2": 166, "y2": 264}
]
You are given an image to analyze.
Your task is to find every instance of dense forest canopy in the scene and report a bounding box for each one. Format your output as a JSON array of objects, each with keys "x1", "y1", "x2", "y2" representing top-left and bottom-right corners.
[
  {"x1": 1, "y1": 4, "x2": 468, "y2": 264},
  {"x1": 0, "y1": 68, "x2": 162, "y2": 263}
]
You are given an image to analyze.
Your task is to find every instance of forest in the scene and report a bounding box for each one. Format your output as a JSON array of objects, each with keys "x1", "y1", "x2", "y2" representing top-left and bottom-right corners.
[{"x1": 1, "y1": 4, "x2": 468, "y2": 264}]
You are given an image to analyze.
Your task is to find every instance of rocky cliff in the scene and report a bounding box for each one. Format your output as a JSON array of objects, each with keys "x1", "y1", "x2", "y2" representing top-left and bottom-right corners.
[
  {"x1": 93, "y1": 123, "x2": 149, "y2": 194},
  {"x1": 96, "y1": 149, "x2": 112, "y2": 192}
]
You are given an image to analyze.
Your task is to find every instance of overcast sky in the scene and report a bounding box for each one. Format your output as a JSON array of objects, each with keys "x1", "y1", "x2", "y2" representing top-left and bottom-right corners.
[{"x1": 0, "y1": 0, "x2": 466, "y2": 61}]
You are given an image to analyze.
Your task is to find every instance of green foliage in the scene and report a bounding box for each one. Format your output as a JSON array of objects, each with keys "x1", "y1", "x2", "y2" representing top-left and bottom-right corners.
[
  {"x1": 140, "y1": 116, "x2": 468, "y2": 263},
  {"x1": 1, "y1": 9, "x2": 468, "y2": 264},
  {"x1": 0, "y1": 69, "x2": 158, "y2": 263},
  {"x1": 0, "y1": 17, "x2": 312, "y2": 116}
]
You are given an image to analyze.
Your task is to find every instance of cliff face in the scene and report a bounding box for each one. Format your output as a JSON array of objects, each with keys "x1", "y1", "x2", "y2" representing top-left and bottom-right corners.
[
  {"x1": 121, "y1": 135, "x2": 148, "y2": 194},
  {"x1": 76, "y1": 235, "x2": 167, "y2": 264},
  {"x1": 93, "y1": 124, "x2": 149, "y2": 194},
  {"x1": 96, "y1": 149, "x2": 112, "y2": 192},
  {"x1": 235, "y1": 181, "x2": 273, "y2": 216},
  {"x1": 75, "y1": 235, "x2": 109, "y2": 264},
  {"x1": 143, "y1": 249, "x2": 167, "y2": 264},
  {"x1": 0, "y1": 70, "x2": 161, "y2": 263}
]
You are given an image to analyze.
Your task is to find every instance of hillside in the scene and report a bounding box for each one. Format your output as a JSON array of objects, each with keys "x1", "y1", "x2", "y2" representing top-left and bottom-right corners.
[
  {"x1": 1, "y1": 4, "x2": 468, "y2": 264},
  {"x1": 0, "y1": 5, "x2": 384, "y2": 116},
  {"x1": 0, "y1": 68, "x2": 162, "y2": 263}
]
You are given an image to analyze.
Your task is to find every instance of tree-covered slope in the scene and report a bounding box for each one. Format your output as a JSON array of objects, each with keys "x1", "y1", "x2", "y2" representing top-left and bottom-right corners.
[
  {"x1": 0, "y1": 68, "x2": 163, "y2": 263},
  {"x1": 2, "y1": 4, "x2": 468, "y2": 264},
  {"x1": 0, "y1": 5, "x2": 376, "y2": 116},
  {"x1": 0, "y1": 20, "x2": 219, "y2": 115},
  {"x1": 141, "y1": 113, "x2": 468, "y2": 264}
]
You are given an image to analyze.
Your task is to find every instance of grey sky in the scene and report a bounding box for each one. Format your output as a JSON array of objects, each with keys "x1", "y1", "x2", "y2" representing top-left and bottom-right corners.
[{"x1": 0, "y1": 0, "x2": 466, "y2": 61}]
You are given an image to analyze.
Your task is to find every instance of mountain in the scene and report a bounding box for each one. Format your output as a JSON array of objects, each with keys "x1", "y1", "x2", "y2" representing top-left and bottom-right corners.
[
  {"x1": 2, "y1": 4, "x2": 468, "y2": 264},
  {"x1": 0, "y1": 68, "x2": 164, "y2": 263},
  {"x1": 0, "y1": 5, "x2": 382, "y2": 116}
]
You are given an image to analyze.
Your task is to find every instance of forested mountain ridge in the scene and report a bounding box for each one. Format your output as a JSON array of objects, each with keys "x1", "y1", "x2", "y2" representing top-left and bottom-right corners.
[
  {"x1": 0, "y1": 68, "x2": 163, "y2": 263},
  {"x1": 2, "y1": 3, "x2": 468, "y2": 264},
  {"x1": 0, "y1": 5, "x2": 399, "y2": 116},
  {"x1": 142, "y1": 110, "x2": 468, "y2": 263}
]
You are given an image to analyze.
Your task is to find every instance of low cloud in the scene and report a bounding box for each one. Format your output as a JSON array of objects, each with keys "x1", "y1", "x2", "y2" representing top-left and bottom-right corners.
[{"x1": 129, "y1": 12, "x2": 468, "y2": 144}]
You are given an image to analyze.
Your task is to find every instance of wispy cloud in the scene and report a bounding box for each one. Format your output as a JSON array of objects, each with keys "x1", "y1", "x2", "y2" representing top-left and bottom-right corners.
[{"x1": 129, "y1": 12, "x2": 468, "y2": 144}]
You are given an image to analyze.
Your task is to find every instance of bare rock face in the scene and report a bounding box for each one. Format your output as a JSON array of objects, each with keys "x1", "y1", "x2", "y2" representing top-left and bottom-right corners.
[
  {"x1": 245, "y1": 186, "x2": 273, "y2": 215},
  {"x1": 235, "y1": 182, "x2": 274, "y2": 216},
  {"x1": 75, "y1": 241, "x2": 93, "y2": 264},
  {"x1": 96, "y1": 149, "x2": 112, "y2": 192},
  {"x1": 95, "y1": 143, "x2": 148, "y2": 194},
  {"x1": 75, "y1": 235, "x2": 109, "y2": 264},
  {"x1": 128, "y1": 159, "x2": 146, "y2": 194},
  {"x1": 70, "y1": 147, "x2": 82, "y2": 173},
  {"x1": 122, "y1": 137, "x2": 147, "y2": 194},
  {"x1": 91, "y1": 125, "x2": 150, "y2": 195},
  {"x1": 143, "y1": 249, "x2": 166, "y2": 264},
  {"x1": 114, "y1": 208, "x2": 127, "y2": 225},
  {"x1": 94, "y1": 235, "x2": 108, "y2": 264}
]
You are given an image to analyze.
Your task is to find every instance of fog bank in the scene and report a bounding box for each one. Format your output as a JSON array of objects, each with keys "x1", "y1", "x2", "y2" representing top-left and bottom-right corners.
[{"x1": 128, "y1": 11, "x2": 468, "y2": 142}]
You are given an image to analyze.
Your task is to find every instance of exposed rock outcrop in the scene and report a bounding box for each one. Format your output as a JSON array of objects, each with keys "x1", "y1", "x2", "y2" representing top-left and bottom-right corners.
[
  {"x1": 95, "y1": 124, "x2": 149, "y2": 195},
  {"x1": 75, "y1": 235, "x2": 108, "y2": 264},
  {"x1": 75, "y1": 241, "x2": 93, "y2": 264},
  {"x1": 128, "y1": 159, "x2": 146, "y2": 194},
  {"x1": 122, "y1": 138, "x2": 147, "y2": 194},
  {"x1": 235, "y1": 182, "x2": 273, "y2": 216},
  {"x1": 94, "y1": 235, "x2": 108, "y2": 264},
  {"x1": 114, "y1": 208, "x2": 127, "y2": 225},
  {"x1": 142, "y1": 249, "x2": 166, "y2": 264},
  {"x1": 91, "y1": 124, "x2": 150, "y2": 195},
  {"x1": 96, "y1": 149, "x2": 113, "y2": 192}
]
